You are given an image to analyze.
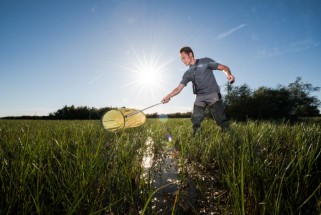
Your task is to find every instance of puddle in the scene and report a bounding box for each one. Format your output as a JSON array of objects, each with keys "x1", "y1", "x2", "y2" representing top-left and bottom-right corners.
[
  {"x1": 141, "y1": 137, "x2": 154, "y2": 169},
  {"x1": 140, "y1": 137, "x2": 229, "y2": 214}
]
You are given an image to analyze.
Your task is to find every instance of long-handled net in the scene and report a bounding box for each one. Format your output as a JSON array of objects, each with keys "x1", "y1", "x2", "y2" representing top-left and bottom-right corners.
[{"x1": 100, "y1": 103, "x2": 162, "y2": 132}]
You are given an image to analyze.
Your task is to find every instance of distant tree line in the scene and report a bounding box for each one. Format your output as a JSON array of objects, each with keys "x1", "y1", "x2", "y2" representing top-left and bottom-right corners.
[
  {"x1": 48, "y1": 106, "x2": 114, "y2": 120},
  {"x1": 1, "y1": 77, "x2": 319, "y2": 121},
  {"x1": 146, "y1": 112, "x2": 191, "y2": 118},
  {"x1": 1, "y1": 106, "x2": 114, "y2": 120},
  {"x1": 223, "y1": 77, "x2": 320, "y2": 121},
  {"x1": 1, "y1": 106, "x2": 192, "y2": 120},
  {"x1": 48, "y1": 106, "x2": 192, "y2": 119}
]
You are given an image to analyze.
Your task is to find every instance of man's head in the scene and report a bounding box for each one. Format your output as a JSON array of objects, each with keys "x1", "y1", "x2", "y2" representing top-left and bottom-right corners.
[{"x1": 180, "y1": 46, "x2": 195, "y2": 66}]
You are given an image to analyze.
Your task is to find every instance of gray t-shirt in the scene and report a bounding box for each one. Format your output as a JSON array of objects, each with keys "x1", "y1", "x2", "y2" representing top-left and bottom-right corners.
[{"x1": 180, "y1": 57, "x2": 220, "y2": 95}]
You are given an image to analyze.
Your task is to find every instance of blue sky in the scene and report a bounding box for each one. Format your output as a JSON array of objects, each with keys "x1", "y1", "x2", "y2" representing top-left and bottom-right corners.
[{"x1": 1, "y1": 0, "x2": 321, "y2": 117}]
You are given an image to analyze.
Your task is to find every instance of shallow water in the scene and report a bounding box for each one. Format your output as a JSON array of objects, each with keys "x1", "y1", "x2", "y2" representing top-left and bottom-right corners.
[{"x1": 140, "y1": 137, "x2": 228, "y2": 214}]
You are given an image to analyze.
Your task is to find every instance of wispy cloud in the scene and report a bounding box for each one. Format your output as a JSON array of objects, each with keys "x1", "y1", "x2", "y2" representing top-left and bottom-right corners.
[
  {"x1": 256, "y1": 38, "x2": 320, "y2": 59},
  {"x1": 215, "y1": 24, "x2": 247, "y2": 40},
  {"x1": 290, "y1": 39, "x2": 320, "y2": 52},
  {"x1": 256, "y1": 47, "x2": 283, "y2": 59},
  {"x1": 88, "y1": 75, "x2": 102, "y2": 85}
]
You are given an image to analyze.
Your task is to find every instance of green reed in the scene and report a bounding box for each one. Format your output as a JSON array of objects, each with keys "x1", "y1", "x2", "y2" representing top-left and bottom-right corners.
[
  {"x1": 0, "y1": 120, "x2": 150, "y2": 214},
  {"x1": 1, "y1": 119, "x2": 320, "y2": 214},
  {"x1": 169, "y1": 119, "x2": 321, "y2": 214}
]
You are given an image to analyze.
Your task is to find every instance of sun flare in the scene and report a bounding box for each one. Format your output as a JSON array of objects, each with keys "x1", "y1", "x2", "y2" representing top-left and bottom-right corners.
[
  {"x1": 122, "y1": 46, "x2": 173, "y2": 96},
  {"x1": 112, "y1": 44, "x2": 176, "y2": 104},
  {"x1": 137, "y1": 62, "x2": 161, "y2": 87}
]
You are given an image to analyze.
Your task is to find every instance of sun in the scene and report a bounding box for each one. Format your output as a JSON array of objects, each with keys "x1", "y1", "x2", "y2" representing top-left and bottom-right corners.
[
  {"x1": 123, "y1": 46, "x2": 173, "y2": 95},
  {"x1": 112, "y1": 44, "x2": 176, "y2": 104},
  {"x1": 125, "y1": 49, "x2": 173, "y2": 103},
  {"x1": 137, "y1": 61, "x2": 161, "y2": 87}
]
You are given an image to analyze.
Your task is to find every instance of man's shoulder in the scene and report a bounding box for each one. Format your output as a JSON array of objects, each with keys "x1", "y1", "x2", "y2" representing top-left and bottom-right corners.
[
  {"x1": 198, "y1": 57, "x2": 219, "y2": 70},
  {"x1": 198, "y1": 57, "x2": 215, "y2": 68},
  {"x1": 199, "y1": 57, "x2": 214, "y2": 63},
  {"x1": 182, "y1": 68, "x2": 193, "y2": 76}
]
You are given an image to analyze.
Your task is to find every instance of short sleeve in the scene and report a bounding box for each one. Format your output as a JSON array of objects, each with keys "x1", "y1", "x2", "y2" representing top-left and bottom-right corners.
[
  {"x1": 207, "y1": 58, "x2": 220, "y2": 70},
  {"x1": 180, "y1": 72, "x2": 191, "y2": 86}
]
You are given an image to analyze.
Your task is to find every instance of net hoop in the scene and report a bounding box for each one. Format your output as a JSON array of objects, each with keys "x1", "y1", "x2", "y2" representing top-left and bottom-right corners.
[
  {"x1": 100, "y1": 108, "x2": 146, "y2": 132},
  {"x1": 100, "y1": 109, "x2": 125, "y2": 132}
]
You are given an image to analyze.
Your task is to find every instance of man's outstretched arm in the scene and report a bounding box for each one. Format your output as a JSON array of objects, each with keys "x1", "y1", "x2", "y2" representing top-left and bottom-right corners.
[{"x1": 162, "y1": 84, "x2": 185, "y2": 103}]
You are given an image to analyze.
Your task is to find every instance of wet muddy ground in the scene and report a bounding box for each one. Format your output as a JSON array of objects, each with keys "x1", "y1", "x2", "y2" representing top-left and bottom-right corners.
[{"x1": 141, "y1": 137, "x2": 229, "y2": 214}]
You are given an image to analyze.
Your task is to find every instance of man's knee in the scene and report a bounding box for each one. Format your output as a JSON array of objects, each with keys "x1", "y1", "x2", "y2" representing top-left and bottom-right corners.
[
  {"x1": 209, "y1": 100, "x2": 225, "y2": 114},
  {"x1": 191, "y1": 105, "x2": 205, "y2": 134},
  {"x1": 208, "y1": 101, "x2": 229, "y2": 130},
  {"x1": 191, "y1": 105, "x2": 205, "y2": 124}
]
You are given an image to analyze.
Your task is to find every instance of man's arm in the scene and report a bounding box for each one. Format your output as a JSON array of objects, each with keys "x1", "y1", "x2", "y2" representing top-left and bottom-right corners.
[
  {"x1": 162, "y1": 84, "x2": 185, "y2": 103},
  {"x1": 217, "y1": 64, "x2": 235, "y2": 84}
]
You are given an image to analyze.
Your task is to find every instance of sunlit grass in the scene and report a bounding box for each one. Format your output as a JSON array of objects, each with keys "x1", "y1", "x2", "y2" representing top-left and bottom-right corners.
[
  {"x1": 170, "y1": 119, "x2": 321, "y2": 214},
  {"x1": 0, "y1": 119, "x2": 320, "y2": 214},
  {"x1": 0, "y1": 120, "x2": 149, "y2": 214}
]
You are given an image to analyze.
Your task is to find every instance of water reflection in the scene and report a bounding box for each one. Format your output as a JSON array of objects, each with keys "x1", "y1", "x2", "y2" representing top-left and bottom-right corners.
[
  {"x1": 141, "y1": 137, "x2": 154, "y2": 169},
  {"x1": 140, "y1": 137, "x2": 228, "y2": 214},
  {"x1": 158, "y1": 114, "x2": 168, "y2": 123}
]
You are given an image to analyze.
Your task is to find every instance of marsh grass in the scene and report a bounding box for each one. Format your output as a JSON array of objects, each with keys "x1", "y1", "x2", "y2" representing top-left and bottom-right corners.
[
  {"x1": 0, "y1": 120, "x2": 150, "y2": 214},
  {"x1": 1, "y1": 119, "x2": 320, "y2": 214},
  {"x1": 171, "y1": 119, "x2": 321, "y2": 214}
]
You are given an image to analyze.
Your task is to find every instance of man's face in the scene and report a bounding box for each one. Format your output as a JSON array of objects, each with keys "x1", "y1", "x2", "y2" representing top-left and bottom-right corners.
[{"x1": 180, "y1": 52, "x2": 193, "y2": 66}]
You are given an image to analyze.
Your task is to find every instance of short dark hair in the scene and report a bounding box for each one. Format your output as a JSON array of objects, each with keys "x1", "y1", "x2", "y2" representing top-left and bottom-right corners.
[{"x1": 180, "y1": 46, "x2": 194, "y2": 57}]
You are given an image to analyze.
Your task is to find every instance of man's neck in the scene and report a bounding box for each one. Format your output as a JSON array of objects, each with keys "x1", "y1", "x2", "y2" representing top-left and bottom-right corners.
[{"x1": 190, "y1": 58, "x2": 197, "y2": 65}]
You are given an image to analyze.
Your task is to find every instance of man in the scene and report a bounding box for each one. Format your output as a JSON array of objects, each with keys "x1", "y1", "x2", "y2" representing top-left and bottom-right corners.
[{"x1": 162, "y1": 46, "x2": 235, "y2": 135}]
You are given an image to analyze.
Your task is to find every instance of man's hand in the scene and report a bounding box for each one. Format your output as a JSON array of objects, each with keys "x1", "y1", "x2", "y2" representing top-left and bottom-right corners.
[
  {"x1": 162, "y1": 84, "x2": 184, "y2": 104},
  {"x1": 227, "y1": 74, "x2": 235, "y2": 84},
  {"x1": 218, "y1": 64, "x2": 235, "y2": 84},
  {"x1": 162, "y1": 96, "x2": 171, "y2": 104}
]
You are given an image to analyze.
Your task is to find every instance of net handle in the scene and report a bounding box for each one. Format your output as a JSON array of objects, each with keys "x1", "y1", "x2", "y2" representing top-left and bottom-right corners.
[{"x1": 125, "y1": 102, "x2": 162, "y2": 118}]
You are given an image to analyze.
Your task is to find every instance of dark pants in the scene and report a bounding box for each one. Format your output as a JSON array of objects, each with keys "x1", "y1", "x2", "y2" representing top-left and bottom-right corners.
[{"x1": 191, "y1": 100, "x2": 229, "y2": 135}]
